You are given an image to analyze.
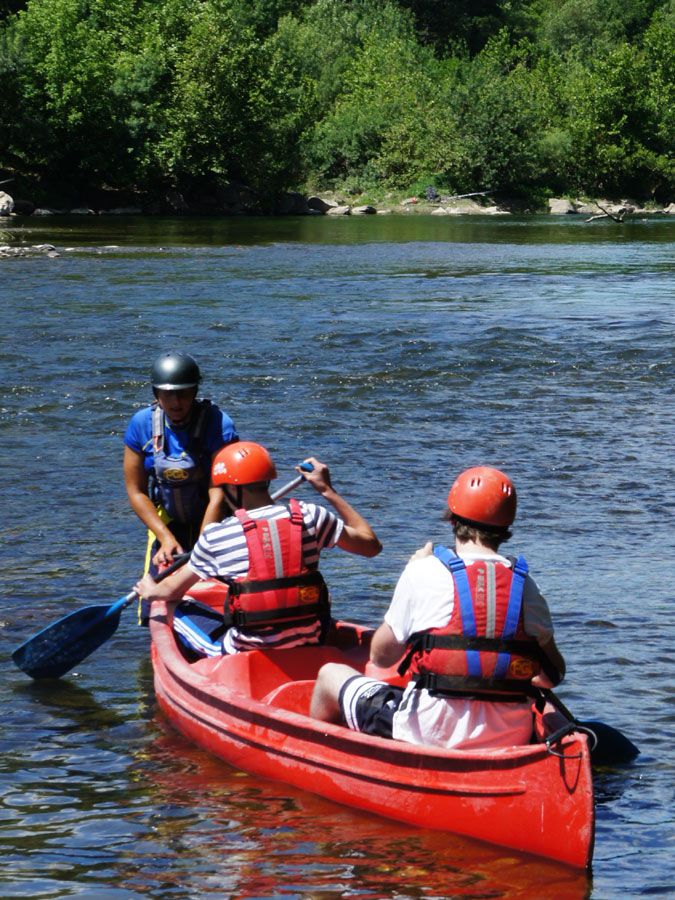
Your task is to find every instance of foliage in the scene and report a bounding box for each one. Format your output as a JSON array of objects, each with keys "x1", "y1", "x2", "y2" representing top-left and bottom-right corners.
[
  {"x1": 553, "y1": 21, "x2": 675, "y2": 197},
  {"x1": 0, "y1": 0, "x2": 673, "y2": 203},
  {"x1": 304, "y1": 4, "x2": 438, "y2": 184},
  {"x1": 398, "y1": 0, "x2": 539, "y2": 54},
  {"x1": 536, "y1": 0, "x2": 664, "y2": 57}
]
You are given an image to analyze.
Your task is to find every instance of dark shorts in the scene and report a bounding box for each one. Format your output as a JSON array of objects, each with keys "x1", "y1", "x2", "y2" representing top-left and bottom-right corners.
[{"x1": 338, "y1": 676, "x2": 405, "y2": 739}]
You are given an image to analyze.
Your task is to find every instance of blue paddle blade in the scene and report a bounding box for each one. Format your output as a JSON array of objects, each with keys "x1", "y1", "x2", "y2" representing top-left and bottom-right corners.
[{"x1": 11, "y1": 600, "x2": 127, "y2": 680}]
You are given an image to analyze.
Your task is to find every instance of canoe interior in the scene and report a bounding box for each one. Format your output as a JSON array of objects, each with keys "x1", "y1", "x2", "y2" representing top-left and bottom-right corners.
[{"x1": 186, "y1": 618, "x2": 375, "y2": 707}]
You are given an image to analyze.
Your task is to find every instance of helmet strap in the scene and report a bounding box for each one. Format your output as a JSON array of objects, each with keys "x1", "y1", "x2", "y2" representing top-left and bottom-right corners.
[{"x1": 223, "y1": 485, "x2": 244, "y2": 511}]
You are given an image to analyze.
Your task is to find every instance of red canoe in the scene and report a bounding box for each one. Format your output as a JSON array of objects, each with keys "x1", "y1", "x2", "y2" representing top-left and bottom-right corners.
[{"x1": 150, "y1": 596, "x2": 595, "y2": 869}]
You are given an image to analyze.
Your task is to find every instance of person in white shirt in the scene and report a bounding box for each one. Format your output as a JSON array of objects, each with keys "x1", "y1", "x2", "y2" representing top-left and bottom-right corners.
[{"x1": 310, "y1": 466, "x2": 565, "y2": 751}]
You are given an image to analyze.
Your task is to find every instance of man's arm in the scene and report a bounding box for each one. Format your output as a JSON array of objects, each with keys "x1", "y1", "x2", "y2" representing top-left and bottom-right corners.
[
  {"x1": 201, "y1": 485, "x2": 228, "y2": 530},
  {"x1": 369, "y1": 622, "x2": 407, "y2": 668},
  {"x1": 532, "y1": 636, "x2": 566, "y2": 688},
  {"x1": 298, "y1": 457, "x2": 382, "y2": 557}
]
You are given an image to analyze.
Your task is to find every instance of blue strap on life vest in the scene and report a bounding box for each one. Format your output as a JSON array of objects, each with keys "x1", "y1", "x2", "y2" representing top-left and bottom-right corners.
[
  {"x1": 493, "y1": 554, "x2": 529, "y2": 679},
  {"x1": 433, "y1": 545, "x2": 482, "y2": 677}
]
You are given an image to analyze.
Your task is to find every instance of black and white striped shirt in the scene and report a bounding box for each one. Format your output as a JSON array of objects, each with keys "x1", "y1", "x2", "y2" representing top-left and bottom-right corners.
[
  {"x1": 189, "y1": 500, "x2": 342, "y2": 579},
  {"x1": 186, "y1": 501, "x2": 343, "y2": 652}
]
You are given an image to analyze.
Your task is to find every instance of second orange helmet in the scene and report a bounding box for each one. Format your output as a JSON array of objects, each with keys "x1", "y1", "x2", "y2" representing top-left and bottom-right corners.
[{"x1": 211, "y1": 442, "x2": 277, "y2": 486}]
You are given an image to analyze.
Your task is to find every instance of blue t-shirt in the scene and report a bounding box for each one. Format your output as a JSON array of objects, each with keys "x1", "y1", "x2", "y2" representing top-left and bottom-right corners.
[{"x1": 124, "y1": 400, "x2": 238, "y2": 473}]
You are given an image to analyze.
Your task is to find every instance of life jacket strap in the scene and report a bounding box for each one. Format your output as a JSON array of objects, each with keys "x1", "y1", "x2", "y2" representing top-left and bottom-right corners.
[
  {"x1": 152, "y1": 402, "x2": 164, "y2": 454},
  {"x1": 493, "y1": 553, "x2": 528, "y2": 678},
  {"x1": 235, "y1": 511, "x2": 258, "y2": 535},
  {"x1": 226, "y1": 570, "x2": 324, "y2": 596},
  {"x1": 413, "y1": 632, "x2": 545, "y2": 659},
  {"x1": 397, "y1": 632, "x2": 544, "y2": 676},
  {"x1": 411, "y1": 672, "x2": 537, "y2": 702},
  {"x1": 232, "y1": 601, "x2": 326, "y2": 627},
  {"x1": 433, "y1": 546, "x2": 481, "y2": 677},
  {"x1": 152, "y1": 398, "x2": 209, "y2": 456}
]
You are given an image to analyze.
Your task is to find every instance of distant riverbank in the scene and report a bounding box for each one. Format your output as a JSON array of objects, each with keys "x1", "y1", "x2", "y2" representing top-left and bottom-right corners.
[{"x1": 1, "y1": 181, "x2": 673, "y2": 227}]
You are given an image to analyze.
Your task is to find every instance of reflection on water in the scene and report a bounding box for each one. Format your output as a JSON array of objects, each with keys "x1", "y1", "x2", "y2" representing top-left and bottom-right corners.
[{"x1": 132, "y1": 728, "x2": 591, "y2": 900}]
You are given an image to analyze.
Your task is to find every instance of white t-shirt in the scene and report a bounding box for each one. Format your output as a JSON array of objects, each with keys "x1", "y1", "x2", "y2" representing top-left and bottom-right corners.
[{"x1": 385, "y1": 549, "x2": 554, "y2": 750}]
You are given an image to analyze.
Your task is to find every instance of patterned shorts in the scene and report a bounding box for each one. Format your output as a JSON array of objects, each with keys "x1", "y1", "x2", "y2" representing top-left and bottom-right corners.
[{"x1": 338, "y1": 676, "x2": 405, "y2": 738}]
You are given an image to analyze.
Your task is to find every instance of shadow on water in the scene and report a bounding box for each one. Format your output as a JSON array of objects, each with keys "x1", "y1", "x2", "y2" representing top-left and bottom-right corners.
[{"x1": 10, "y1": 678, "x2": 128, "y2": 729}]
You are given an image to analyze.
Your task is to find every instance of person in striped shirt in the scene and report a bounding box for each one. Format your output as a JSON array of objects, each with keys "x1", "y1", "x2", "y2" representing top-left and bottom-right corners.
[{"x1": 133, "y1": 442, "x2": 381, "y2": 655}]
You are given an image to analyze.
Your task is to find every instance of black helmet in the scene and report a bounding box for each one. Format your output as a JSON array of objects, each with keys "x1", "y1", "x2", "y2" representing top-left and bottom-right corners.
[{"x1": 151, "y1": 352, "x2": 201, "y2": 390}]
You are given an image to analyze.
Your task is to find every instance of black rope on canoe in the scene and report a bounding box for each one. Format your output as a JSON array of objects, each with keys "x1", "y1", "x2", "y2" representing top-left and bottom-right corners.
[{"x1": 545, "y1": 722, "x2": 598, "y2": 759}]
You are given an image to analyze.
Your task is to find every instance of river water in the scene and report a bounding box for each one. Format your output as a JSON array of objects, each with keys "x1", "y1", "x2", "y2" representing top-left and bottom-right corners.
[{"x1": 1, "y1": 213, "x2": 673, "y2": 899}]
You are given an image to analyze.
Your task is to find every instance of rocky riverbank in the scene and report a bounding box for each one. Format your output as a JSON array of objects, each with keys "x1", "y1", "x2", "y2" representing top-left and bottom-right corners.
[{"x1": 1, "y1": 182, "x2": 674, "y2": 223}]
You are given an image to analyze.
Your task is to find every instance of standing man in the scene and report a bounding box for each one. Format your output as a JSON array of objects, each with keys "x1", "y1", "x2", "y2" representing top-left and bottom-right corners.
[
  {"x1": 134, "y1": 442, "x2": 382, "y2": 655},
  {"x1": 310, "y1": 466, "x2": 565, "y2": 750},
  {"x1": 124, "y1": 351, "x2": 238, "y2": 622}
]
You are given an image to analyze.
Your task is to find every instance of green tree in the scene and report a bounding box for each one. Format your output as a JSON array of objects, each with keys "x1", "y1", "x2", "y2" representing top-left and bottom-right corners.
[
  {"x1": 1, "y1": 0, "x2": 672, "y2": 202},
  {"x1": 0, "y1": 0, "x2": 184, "y2": 192},
  {"x1": 398, "y1": 0, "x2": 538, "y2": 54},
  {"x1": 442, "y1": 32, "x2": 550, "y2": 192},
  {"x1": 158, "y1": 1, "x2": 263, "y2": 186},
  {"x1": 559, "y1": 33, "x2": 674, "y2": 197},
  {"x1": 642, "y1": 8, "x2": 675, "y2": 158},
  {"x1": 285, "y1": 0, "x2": 440, "y2": 187},
  {"x1": 536, "y1": 0, "x2": 664, "y2": 57}
]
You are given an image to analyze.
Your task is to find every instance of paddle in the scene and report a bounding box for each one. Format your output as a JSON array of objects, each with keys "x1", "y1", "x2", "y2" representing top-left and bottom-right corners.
[
  {"x1": 540, "y1": 688, "x2": 640, "y2": 766},
  {"x1": 12, "y1": 465, "x2": 313, "y2": 680},
  {"x1": 11, "y1": 551, "x2": 190, "y2": 681}
]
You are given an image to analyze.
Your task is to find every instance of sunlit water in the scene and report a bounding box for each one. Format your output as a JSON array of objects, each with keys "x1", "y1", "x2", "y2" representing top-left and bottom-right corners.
[{"x1": 1, "y1": 214, "x2": 673, "y2": 899}]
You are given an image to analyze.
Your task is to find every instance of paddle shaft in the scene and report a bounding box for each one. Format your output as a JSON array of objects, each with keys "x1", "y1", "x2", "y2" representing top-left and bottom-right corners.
[
  {"x1": 271, "y1": 470, "x2": 308, "y2": 500},
  {"x1": 114, "y1": 550, "x2": 192, "y2": 615},
  {"x1": 540, "y1": 688, "x2": 576, "y2": 722}
]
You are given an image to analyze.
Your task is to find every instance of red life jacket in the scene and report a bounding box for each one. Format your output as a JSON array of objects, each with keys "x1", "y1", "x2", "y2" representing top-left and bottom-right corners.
[
  {"x1": 226, "y1": 499, "x2": 329, "y2": 633},
  {"x1": 402, "y1": 548, "x2": 544, "y2": 701}
]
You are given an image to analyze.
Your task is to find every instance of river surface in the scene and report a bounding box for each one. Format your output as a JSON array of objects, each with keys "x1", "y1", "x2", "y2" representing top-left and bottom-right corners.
[{"x1": 1, "y1": 213, "x2": 673, "y2": 899}]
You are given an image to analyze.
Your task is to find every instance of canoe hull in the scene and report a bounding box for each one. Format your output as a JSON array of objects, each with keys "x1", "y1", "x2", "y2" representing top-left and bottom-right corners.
[{"x1": 151, "y1": 604, "x2": 594, "y2": 869}]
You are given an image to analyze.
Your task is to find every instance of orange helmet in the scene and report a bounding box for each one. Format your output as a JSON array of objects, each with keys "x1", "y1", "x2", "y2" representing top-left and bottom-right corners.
[
  {"x1": 211, "y1": 442, "x2": 277, "y2": 486},
  {"x1": 447, "y1": 466, "x2": 517, "y2": 529}
]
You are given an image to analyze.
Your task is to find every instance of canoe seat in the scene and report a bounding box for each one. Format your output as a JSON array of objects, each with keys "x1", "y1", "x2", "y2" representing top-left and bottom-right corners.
[{"x1": 262, "y1": 679, "x2": 316, "y2": 714}]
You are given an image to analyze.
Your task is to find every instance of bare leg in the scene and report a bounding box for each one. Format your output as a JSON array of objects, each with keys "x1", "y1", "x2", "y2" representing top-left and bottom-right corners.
[{"x1": 310, "y1": 663, "x2": 360, "y2": 722}]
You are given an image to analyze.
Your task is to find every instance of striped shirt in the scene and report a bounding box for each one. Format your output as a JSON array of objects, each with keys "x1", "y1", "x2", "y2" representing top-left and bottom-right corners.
[{"x1": 186, "y1": 500, "x2": 343, "y2": 653}]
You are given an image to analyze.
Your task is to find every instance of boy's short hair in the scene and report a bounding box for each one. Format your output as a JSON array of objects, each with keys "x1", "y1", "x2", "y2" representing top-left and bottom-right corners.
[{"x1": 443, "y1": 509, "x2": 512, "y2": 550}]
